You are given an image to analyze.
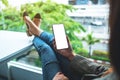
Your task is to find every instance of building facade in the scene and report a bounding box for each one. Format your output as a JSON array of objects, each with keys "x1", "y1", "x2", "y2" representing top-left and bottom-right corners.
[{"x1": 69, "y1": 0, "x2": 107, "y2": 5}]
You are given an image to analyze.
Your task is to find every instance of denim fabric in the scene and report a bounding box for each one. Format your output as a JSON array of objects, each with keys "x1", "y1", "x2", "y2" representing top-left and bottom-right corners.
[
  {"x1": 34, "y1": 32, "x2": 117, "y2": 80},
  {"x1": 38, "y1": 32, "x2": 82, "y2": 80},
  {"x1": 39, "y1": 32, "x2": 54, "y2": 46},
  {"x1": 33, "y1": 37, "x2": 61, "y2": 80}
]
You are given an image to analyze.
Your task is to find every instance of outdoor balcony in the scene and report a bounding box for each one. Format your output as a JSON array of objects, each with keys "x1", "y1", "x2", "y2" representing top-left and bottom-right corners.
[
  {"x1": 0, "y1": 30, "x2": 109, "y2": 80},
  {"x1": 0, "y1": 31, "x2": 43, "y2": 80},
  {"x1": 0, "y1": 0, "x2": 109, "y2": 80},
  {"x1": 0, "y1": 47, "x2": 43, "y2": 80}
]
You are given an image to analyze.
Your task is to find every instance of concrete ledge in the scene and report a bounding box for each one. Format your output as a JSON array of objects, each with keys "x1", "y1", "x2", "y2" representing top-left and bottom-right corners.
[{"x1": 8, "y1": 61, "x2": 43, "y2": 80}]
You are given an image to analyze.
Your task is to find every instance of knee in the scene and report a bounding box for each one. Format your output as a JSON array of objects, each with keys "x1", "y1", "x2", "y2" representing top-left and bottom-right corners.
[{"x1": 33, "y1": 37, "x2": 50, "y2": 51}]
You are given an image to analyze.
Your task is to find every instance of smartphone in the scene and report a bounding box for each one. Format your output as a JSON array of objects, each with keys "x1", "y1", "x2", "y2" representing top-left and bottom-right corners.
[{"x1": 52, "y1": 24, "x2": 68, "y2": 49}]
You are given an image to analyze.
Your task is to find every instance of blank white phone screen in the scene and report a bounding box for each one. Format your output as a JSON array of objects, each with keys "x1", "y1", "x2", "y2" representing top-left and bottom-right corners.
[{"x1": 53, "y1": 24, "x2": 68, "y2": 49}]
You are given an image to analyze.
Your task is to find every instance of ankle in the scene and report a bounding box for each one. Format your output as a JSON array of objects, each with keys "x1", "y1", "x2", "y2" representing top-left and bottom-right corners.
[
  {"x1": 30, "y1": 27, "x2": 43, "y2": 36},
  {"x1": 35, "y1": 29, "x2": 43, "y2": 36}
]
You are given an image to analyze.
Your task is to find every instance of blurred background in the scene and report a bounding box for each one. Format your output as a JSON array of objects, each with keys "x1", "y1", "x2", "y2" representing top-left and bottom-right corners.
[{"x1": 0, "y1": 0, "x2": 110, "y2": 80}]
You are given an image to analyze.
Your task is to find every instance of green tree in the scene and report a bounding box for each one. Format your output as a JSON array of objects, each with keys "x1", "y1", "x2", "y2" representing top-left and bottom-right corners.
[
  {"x1": 0, "y1": 7, "x2": 23, "y2": 31},
  {"x1": 82, "y1": 32, "x2": 100, "y2": 57},
  {"x1": 0, "y1": 0, "x2": 85, "y2": 53},
  {"x1": 0, "y1": 0, "x2": 8, "y2": 30},
  {"x1": 21, "y1": 0, "x2": 86, "y2": 52},
  {"x1": 1, "y1": 0, "x2": 8, "y2": 6}
]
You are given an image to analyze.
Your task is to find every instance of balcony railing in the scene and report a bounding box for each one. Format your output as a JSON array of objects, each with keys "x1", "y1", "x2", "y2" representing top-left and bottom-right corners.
[
  {"x1": 8, "y1": 61, "x2": 43, "y2": 80},
  {"x1": 0, "y1": 53, "x2": 43, "y2": 80}
]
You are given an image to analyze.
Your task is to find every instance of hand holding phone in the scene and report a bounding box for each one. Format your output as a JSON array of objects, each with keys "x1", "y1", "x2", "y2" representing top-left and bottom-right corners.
[{"x1": 52, "y1": 24, "x2": 68, "y2": 49}]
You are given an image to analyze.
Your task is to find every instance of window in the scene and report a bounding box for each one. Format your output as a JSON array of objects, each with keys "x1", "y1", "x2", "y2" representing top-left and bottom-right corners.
[
  {"x1": 90, "y1": 0, "x2": 107, "y2": 5},
  {"x1": 69, "y1": 0, "x2": 107, "y2": 5}
]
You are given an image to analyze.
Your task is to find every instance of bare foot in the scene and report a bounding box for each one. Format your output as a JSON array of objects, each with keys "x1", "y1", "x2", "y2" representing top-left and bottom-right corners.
[
  {"x1": 23, "y1": 12, "x2": 33, "y2": 36},
  {"x1": 23, "y1": 12, "x2": 43, "y2": 36},
  {"x1": 23, "y1": 16, "x2": 42, "y2": 36},
  {"x1": 33, "y1": 13, "x2": 41, "y2": 27}
]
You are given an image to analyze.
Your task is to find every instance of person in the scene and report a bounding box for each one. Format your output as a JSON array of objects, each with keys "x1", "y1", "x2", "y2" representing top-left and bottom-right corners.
[
  {"x1": 109, "y1": 0, "x2": 120, "y2": 79},
  {"x1": 23, "y1": 12, "x2": 69, "y2": 80},
  {"x1": 23, "y1": 0, "x2": 120, "y2": 79}
]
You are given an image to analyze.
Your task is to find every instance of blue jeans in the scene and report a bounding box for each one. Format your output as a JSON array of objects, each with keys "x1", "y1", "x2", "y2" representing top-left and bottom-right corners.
[{"x1": 33, "y1": 32, "x2": 82, "y2": 80}]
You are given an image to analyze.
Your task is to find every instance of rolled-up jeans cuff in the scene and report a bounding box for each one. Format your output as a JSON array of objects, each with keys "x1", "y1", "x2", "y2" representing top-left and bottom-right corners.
[{"x1": 39, "y1": 31, "x2": 54, "y2": 46}]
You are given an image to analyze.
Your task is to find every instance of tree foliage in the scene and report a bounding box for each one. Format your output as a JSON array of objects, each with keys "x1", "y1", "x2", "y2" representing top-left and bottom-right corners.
[
  {"x1": 82, "y1": 32, "x2": 100, "y2": 45},
  {"x1": 21, "y1": 0, "x2": 86, "y2": 50},
  {"x1": 82, "y1": 32, "x2": 100, "y2": 57},
  {"x1": 0, "y1": 0, "x2": 86, "y2": 53},
  {"x1": 1, "y1": 0, "x2": 8, "y2": 6}
]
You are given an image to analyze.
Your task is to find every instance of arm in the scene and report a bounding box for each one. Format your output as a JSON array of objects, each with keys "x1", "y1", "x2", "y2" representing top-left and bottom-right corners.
[
  {"x1": 53, "y1": 37, "x2": 108, "y2": 75},
  {"x1": 70, "y1": 55, "x2": 108, "y2": 75}
]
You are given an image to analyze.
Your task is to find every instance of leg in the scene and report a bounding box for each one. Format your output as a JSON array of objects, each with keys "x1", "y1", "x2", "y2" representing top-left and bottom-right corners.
[
  {"x1": 39, "y1": 32, "x2": 82, "y2": 80},
  {"x1": 24, "y1": 15, "x2": 82, "y2": 79},
  {"x1": 33, "y1": 37, "x2": 61, "y2": 80},
  {"x1": 39, "y1": 32, "x2": 54, "y2": 46}
]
